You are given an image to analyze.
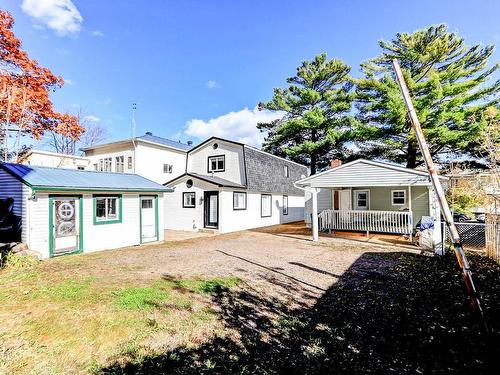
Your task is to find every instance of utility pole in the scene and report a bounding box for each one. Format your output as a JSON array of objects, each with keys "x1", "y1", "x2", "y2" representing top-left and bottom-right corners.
[{"x1": 392, "y1": 59, "x2": 485, "y2": 320}]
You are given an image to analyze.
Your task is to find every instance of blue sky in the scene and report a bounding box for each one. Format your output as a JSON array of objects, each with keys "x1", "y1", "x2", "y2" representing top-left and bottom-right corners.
[{"x1": 2, "y1": 0, "x2": 499, "y2": 149}]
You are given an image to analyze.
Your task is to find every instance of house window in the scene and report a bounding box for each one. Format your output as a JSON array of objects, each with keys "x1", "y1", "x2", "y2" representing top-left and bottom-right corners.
[
  {"x1": 141, "y1": 199, "x2": 153, "y2": 209},
  {"x1": 163, "y1": 164, "x2": 173, "y2": 174},
  {"x1": 128, "y1": 156, "x2": 133, "y2": 169},
  {"x1": 284, "y1": 165, "x2": 289, "y2": 178},
  {"x1": 208, "y1": 155, "x2": 225, "y2": 172},
  {"x1": 93, "y1": 163, "x2": 98, "y2": 171},
  {"x1": 93, "y1": 195, "x2": 121, "y2": 224},
  {"x1": 283, "y1": 195, "x2": 288, "y2": 215},
  {"x1": 183, "y1": 192, "x2": 196, "y2": 208},
  {"x1": 233, "y1": 192, "x2": 247, "y2": 210},
  {"x1": 392, "y1": 190, "x2": 406, "y2": 205},
  {"x1": 355, "y1": 191, "x2": 369, "y2": 210},
  {"x1": 99, "y1": 157, "x2": 112, "y2": 171},
  {"x1": 115, "y1": 156, "x2": 124, "y2": 173},
  {"x1": 261, "y1": 194, "x2": 272, "y2": 217}
]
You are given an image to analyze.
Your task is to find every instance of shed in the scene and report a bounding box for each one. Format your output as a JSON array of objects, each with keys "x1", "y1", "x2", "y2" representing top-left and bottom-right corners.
[{"x1": 0, "y1": 163, "x2": 171, "y2": 258}]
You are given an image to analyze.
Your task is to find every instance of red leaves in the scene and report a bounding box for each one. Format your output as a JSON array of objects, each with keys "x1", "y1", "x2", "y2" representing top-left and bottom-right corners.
[{"x1": 0, "y1": 10, "x2": 84, "y2": 141}]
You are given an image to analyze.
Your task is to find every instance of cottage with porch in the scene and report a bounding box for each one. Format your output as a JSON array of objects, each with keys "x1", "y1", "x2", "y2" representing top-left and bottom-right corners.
[{"x1": 295, "y1": 159, "x2": 446, "y2": 253}]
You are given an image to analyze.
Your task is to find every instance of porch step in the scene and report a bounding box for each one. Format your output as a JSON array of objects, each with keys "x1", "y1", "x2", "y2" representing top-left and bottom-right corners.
[{"x1": 198, "y1": 228, "x2": 219, "y2": 234}]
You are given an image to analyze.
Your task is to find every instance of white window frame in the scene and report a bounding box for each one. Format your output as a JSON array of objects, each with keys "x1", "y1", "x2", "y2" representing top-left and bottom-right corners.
[
  {"x1": 115, "y1": 155, "x2": 124, "y2": 173},
  {"x1": 233, "y1": 192, "x2": 247, "y2": 210},
  {"x1": 127, "y1": 156, "x2": 133, "y2": 170},
  {"x1": 94, "y1": 195, "x2": 121, "y2": 224},
  {"x1": 208, "y1": 155, "x2": 225, "y2": 173},
  {"x1": 354, "y1": 190, "x2": 370, "y2": 210},
  {"x1": 283, "y1": 195, "x2": 288, "y2": 215},
  {"x1": 391, "y1": 190, "x2": 407, "y2": 206},
  {"x1": 261, "y1": 194, "x2": 272, "y2": 217},
  {"x1": 163, "y1": 163, "x2": 173, "y2": 174}
]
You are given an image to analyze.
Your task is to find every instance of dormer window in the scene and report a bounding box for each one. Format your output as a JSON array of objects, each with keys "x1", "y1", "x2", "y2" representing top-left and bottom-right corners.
[{"x1": 208, "y1": 155, "x2": 225, "y2": 173}]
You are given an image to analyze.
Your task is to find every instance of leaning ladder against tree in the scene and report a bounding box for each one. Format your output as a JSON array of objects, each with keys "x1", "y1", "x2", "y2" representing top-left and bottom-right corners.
[{"x1": 392, "y1": 59, "x2": 485, "y2": 320}]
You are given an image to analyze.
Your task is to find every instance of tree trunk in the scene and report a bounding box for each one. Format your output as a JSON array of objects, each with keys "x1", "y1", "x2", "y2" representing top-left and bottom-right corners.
[
  {"x1": 310, "y1": 153, "x2": 317, "y2": 175},
  {"x1": 406, "y1": 138, "x2": 418, "y2": 168}
]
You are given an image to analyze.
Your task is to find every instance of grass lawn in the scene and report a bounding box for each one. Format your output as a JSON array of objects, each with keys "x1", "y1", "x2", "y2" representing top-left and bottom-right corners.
[
  {"x1": 1, "y1": 233, "x2": 500, "y2": 374},
  {"x1": 0, "y1": 251, "x2": 241, "y2": 374}
]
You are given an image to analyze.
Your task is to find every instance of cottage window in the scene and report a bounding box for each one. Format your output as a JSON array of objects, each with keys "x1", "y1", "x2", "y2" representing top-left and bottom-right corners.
[
  {"x1": 392, "y1": 190, "x2": 406, "y2": 205},
  {"x1": 355, "y1": 191, "x2": 369, "y2": 210},
  {"x1": 115, "y1": 156, "x2": 124, "y2": 173},
  {"x1": 163, "y1": 164, "x2": 173, "y2": 173},
  {"x1": 208, "y1": 155, "x2": 225, "y2": 172},
  {"x1": 99, "y1": 157, "x2": 112, "y2": 172},
  {"x1": 283, "y1": 195, "x2": 288, "y2": 215},
  {"x1": 284, "y1": 165, "x2": 289, "y2": 178},
  {"x1": 93, "y1": 163, "x2": 98, "y2": 171},
  {"x1": 233, "y1": 192, "x2": 247, "y2": 210},
  {"x1": 261, "y1": 194, "x2": 272, "y2": 217},
  {"x1": 183, "y1": 192, "x2": 196, "y2": 208},
  {"x1": 128, "y1": 156, "x2": 133, "y2": 169},
  {"x1": 94, "y1": 195, "x2": 121, "y2": 224}
]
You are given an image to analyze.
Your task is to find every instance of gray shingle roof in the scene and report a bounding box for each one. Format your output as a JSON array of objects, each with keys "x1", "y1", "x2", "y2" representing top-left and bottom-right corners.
[
  {"x1": 0, "y1": 163, "x2": 171, "y2": 192},
  {"x1": 137, "y1": 134, "x2": 192, "y2": 151},
  {"x1": 244, "y1": 147, "x2": 307, "y2": 195}
]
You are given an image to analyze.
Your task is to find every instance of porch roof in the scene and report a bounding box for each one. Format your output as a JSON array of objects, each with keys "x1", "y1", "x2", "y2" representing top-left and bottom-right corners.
[
  {"x1": 295, "y1": 159, "x2": 447, "y2": 188},
  {"x1": 164, "y1": 172, "x2": 246, "y2": 189}
]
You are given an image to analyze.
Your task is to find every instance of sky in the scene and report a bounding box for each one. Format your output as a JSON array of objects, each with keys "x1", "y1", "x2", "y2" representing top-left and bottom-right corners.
[{"x1": 2, "y1": 0, "x2": 499, "y2": 149}]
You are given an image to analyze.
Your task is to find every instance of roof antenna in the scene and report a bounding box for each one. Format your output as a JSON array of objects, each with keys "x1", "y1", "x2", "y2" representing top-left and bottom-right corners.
[{"x1": 131, "y1": 102, "x2": 137, "y2": 138}]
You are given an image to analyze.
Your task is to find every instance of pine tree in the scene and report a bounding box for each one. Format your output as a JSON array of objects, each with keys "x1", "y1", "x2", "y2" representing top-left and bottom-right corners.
[
  {"x1": 355, "y1": 24, "x2": 499, "y2": 168},
  {"x1": 258, "y1": 53, "x2": 355, "y2": 174}
]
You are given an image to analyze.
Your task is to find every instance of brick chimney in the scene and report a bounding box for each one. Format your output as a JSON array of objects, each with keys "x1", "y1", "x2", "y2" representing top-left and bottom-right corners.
[{"x1": 330, "y1": 159, "x2": 342, "y2": 169}]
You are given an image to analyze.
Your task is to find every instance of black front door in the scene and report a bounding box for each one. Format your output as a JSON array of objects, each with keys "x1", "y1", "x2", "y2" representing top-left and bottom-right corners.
[{"x1": 204, "y1": 191, "x2": 219, "y2": 228}]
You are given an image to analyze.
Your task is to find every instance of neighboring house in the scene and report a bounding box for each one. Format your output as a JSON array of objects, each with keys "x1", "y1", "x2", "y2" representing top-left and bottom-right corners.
[
  {"x1": 163, "y1": 137, "x2": 307, "y2": 233},
  {"x1": 0, "y1": 163, "x2": 170, "y2": 259},
  {"x1": 296, "y1": 159, "x2": 447, "y2": 253},
  {"x1": 19, "y1": 150, "x2": 91, "y2": 170},
  {"x1": 81, "y1": 132, "x2": 191, "y2": 184}
]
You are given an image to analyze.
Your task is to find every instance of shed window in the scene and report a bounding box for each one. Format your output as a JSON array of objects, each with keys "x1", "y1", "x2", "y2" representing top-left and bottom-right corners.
[
  {"x1": 94, "y1": 195, "x2": 121, "y2": 224},
  {"x1": 392, "y1": 190, "x2": 406, "y2": 205},
  {"x1": 233, "y1": 192, "x2": 247, "y2": 210},
  {"x1": 115, "y1": 156, "x2": 124, "y2": 172},
  {"x1": 208, "y1": 155, "x2": 225, "y2": 172},
  {"x1": 183, "y1": 192, "x2": 196, "y2": 208},
  {"x1": 261, "y1": 194, "x2": 272, "y2": 217}
]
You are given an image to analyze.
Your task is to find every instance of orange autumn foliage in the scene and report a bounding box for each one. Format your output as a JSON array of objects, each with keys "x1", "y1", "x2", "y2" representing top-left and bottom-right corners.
[{"x1": 0, "y1": 10, "x2": 83, "y2": 140}]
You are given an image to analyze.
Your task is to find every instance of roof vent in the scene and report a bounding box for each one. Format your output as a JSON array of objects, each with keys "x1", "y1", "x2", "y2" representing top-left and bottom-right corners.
[
  {"x1": 145, "y1": 131, "x2": 153, "y2": 136},
  {"x1": 187, "y1": 140, "x2": 193, "y2": 146}
]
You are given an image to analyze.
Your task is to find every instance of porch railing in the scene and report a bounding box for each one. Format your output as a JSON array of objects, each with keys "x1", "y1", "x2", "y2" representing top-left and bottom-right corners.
[{"x1": 318, "y1": 209, "x2": 413, "y2": 235}]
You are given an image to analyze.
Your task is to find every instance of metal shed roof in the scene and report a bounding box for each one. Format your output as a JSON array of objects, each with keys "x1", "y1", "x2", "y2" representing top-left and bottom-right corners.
[
  {"x1": 81, "y1": 133, "x2": 191, "y2": 152},
  {"x1": 0, "y1": 163, "x2": 172, "y2": 192}
]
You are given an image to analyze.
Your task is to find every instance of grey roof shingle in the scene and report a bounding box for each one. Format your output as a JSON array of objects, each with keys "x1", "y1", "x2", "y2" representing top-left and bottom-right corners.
[
  {"x1": 0, "y1": 163, "x2": 171, "y2": 192},
  {"x1": 244, "y1": 147, "x2": 307, "y2": 195},
  {"x1": 137, "y1": 134, "x2": 192, "y2": 151}
]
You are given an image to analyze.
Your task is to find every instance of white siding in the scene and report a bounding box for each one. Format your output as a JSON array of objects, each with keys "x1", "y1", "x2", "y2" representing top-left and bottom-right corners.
[
  {"x1": 219, "y1": 190, "x2": 304, "y2": 233},
  {"x1": 27, "y1": 193, "x2": 50, "y2": 258},
  {"x1": 305, "y1": 160, "x2": 431, "y2": 187},
  {"x1": 135, "y1": 143, "x2": 186, "y2": 184},
  {"x1": 164, "y1": 176, "x2": 216, "y2": 231},
  {"x1": 187, "y1": 139, "x2": 245, "y2": 185},
  {"x1": 22, "y1": 152, "x2": 90, "y2": 169},
  {"x1": 85, "y1": 144, "x2": 136, "y2": 173}
]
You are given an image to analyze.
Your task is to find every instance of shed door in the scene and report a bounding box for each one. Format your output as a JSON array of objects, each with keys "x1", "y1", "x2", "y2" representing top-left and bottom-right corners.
[
  {"x1": 52, "y1": 197, "x2": 80, "y2": 255},
  {"x1": 140, "y1": 197, "x2": 157, "y2": 243}
]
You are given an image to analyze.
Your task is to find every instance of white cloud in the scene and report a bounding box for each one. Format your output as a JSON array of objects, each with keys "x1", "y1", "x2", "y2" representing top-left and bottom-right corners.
[
  {"x1": 84, "y1": 115, "x2": 100, "y2": 123},
  {"x1": 185, "y1": 107, "x2": 282, "y2": 147},
  {"x1": 63, "y1": 78, "x2": 73, "y2": 85},
  {"x1": 90, "y1": 30, "x2": 104, "y2": 37},
  {"x1": 21, "y1": 0, "x2": 83, "y2": 36},
  {"x1": 205, "y1": 80, "x2": 221, "y2": 89}
]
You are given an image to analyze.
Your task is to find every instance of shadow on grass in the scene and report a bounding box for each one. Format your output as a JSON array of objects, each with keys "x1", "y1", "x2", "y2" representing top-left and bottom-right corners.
[{"x1": 100, "y1": 252, "x2": 500, "y2": 374}]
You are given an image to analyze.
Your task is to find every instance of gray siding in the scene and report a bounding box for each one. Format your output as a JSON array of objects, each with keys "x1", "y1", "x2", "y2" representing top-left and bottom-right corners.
[{"x1": 244, "y1": 147, "x2": 307, "y2": 195}]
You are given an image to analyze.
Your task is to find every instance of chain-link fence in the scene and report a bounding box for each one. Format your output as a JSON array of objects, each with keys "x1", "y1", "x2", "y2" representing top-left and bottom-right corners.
[{"x1": 442, "y1": 221, "x2": 486, "y2": 249}]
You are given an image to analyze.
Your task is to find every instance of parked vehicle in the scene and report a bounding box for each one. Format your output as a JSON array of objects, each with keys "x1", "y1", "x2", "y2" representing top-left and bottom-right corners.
[{"x1": 475, "y1": 213, "x2": 486, "y2": 223}]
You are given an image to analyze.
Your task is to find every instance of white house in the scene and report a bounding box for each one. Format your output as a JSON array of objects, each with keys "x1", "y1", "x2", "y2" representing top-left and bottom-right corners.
[
  {"x1": 0, "y1": 163, "x2": 169, "y2": 259},
  {"x1": 19, "y1": 149, "x2": 91, "y2": 170},
  {"x1": 81, "y1": 132, "x2": 191, "y2": 184},
  {"x1": 295, "y1": 159, "x2": 447, "y2": 253},
  {"x1": 163, "y1": 137, "x2": 307, "y2": 233}
]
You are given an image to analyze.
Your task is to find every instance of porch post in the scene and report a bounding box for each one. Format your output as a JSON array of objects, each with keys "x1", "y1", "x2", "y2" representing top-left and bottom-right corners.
[
  {"x1": 311, "y1": 187, "x2": 319, "y2": 242},
  {"x1": 408, "y1": 184, "x2": 413, "y2": 241},
  {"x1": 430, "y1": 188, "x2": 444, "y2": 255}
]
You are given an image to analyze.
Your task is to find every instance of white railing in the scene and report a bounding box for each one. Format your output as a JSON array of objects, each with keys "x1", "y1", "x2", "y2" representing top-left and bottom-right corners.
[{"x1": 318, "y1": 209, "x2": 413, "y2": 235}]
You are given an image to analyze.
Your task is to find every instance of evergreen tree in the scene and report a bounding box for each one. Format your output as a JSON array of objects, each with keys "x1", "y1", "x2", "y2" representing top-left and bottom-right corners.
[
  {"x1": 355, "y1": 24, "x2": 499, "y2": 168},
  {"x1": 258, "y1": 54, "x2": 355, "y2": 174}
]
